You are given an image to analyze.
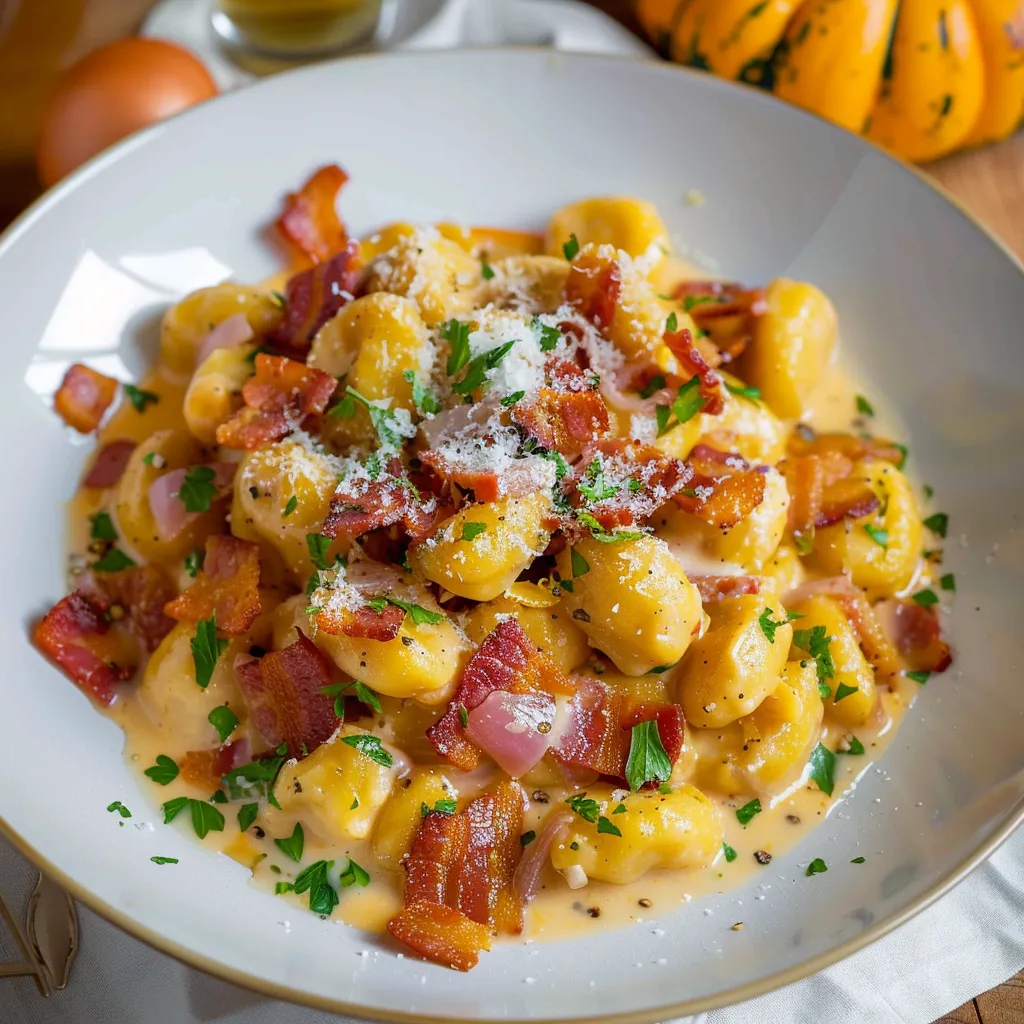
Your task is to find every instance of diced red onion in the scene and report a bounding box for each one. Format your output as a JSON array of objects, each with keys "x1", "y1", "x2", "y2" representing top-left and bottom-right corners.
[
  {"x1": 195, "y1": 313, "x2": 254, "y2": 368},
  {"x1": 464, "y1": 690, "x2": 557, "y2": 779},
  {"x1": 513, "y1": 809, "x2": 573, "y2": 903},
  {"x1": 148, "y1": 462, "x2": 237, "y2": 540}
]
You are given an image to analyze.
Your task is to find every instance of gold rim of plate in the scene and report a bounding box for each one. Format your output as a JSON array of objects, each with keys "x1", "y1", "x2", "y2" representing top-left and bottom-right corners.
[{"x1": 2, "y1": 47, "x2": 1022, "y2": 1023}]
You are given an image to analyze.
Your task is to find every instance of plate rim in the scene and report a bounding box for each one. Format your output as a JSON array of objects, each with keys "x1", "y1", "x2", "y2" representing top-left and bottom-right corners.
[{"x1": 3, "y1": 45, "x2": 1023, "y2": 1022}]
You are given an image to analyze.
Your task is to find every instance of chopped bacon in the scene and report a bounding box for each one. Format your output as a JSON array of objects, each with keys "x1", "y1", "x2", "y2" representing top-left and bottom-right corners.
[
  {"x1": 179, "y1": 743, "x2": 241, "y2": 789},
  {"x1": 673, "y1": 445, "x2": 767, "y2": 529},
  {"x1": 564, "y1": 255, "x2": 621, "y2": 330},
  {"x1": 690, "y1": 574, "x2": 760, "y2": 603},
  {"x1": 234, "y1": 630, "x2": 337, "y2": 757},
  {"x1": 164, "y1": 535, "x2": 261, "y2": 636},
  {"x1": 891, "y1": 599, "x2": 953, "y2": 674},
  {"x1": 672, "y1": 280, "x2": 768, "y2": 321},
  {"x1": 663, "y1": 328, "x2": 725, "y2": 415},
  {"x1": 89, "y1": 564, "x2": 176, "y2": 652},
  {"x1": 33, "y1": 592, "x2": 134, "y2": 705},
  {"x1": 54, "y1": 364, "x2": 119, "y2": 434},
  {"x1": 83, "y1": 439, "x2": 136, "y2": 488},
  {"x1": 268, "y1": 242, "x2": 362, "y2": 357},
  {"x1": 572, "y1": 438, "x2": 691, "y2": 528},
  {"x1": 318, "y1": 601, "x2": 405, "y2": 642},
  {"x1": 387, "y1": 903, "x2": 491, "y2": 973},
  {"x1": 215, "y1": 354, "x2": 337, "y2": 449},
  {"x1": 419, "y1": 449, "x2": 550, "y2": 503},
  {"x1": 276, "y1": 163, "x2": 349, "y2": 264},
  {"x1": 784, "y1": 453, "x2": 825, "y2": 549},
  {"x1": 428, "y1": 619, "x2": 570, "y2": 771},
  {"x1": 551, "y1": 676, "x2": 684, "y2": 784},
  {"x1": 788, "y1": 430, "x2": 905, "y2": 468},
  {"x1": 389, "y1": 780, "x2": 525, "y2": 969},
  {"x1": 783, "y1": 452, "x2": 881, "y2": 548},
  {"x1": 816, "y1": 475, "x2": 881, "y2": 528},
  {"x1": 832, "y1": 592, "x2": 903, "y2": 679},
  {"x1": 510, "y1": 389, "x2": 610, "y2": 459}
]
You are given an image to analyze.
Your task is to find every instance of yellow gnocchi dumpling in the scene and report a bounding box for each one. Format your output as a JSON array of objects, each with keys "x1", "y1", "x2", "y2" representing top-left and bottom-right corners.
[
  {"x1": 739, "y1": 278, "x2": 838, "y2": 420},
  {"x1": 698, "y1": 385, "x2": 788, "y2": 466},
  {"x1": 550, "y1": 784, "x2": 723, "y2": 885},
  {"x1": 363, "y1": 229, "x2": 480, "y2": 326},
  {"x1": 160, "y1": 284, "x2": 282, "y2": 376},
  {"x1": 231, "y1": 441, "x2": 342, "y2": 581},
  {"x1": 546, "y1": 197, "x2": 669, "y2": 261},
  {"x1": 677, "y1": 594, "x2": 792, "y2": 729},
  {"x1": 270, "y1": 726, "x2": 401, "y2": 844},
  {"x1": 555, "y1": 535, "x2": 702, "y2": 676},
  {"x1": 478, "y1": 255, "x2": 569, "y2": 314},
  {"x1": 372, "y1": 770, "x2": 457, "y2": 870},
  {"x1": 462, "y1": 595, "x2": 589, "y2": 676},
  {"x1": 813, "y1": 460, "x2": 922, "y2": 595},
  {"x1": 791, "y1": 595, "x2": 878, "y2": 727},
  {"x1": 410, "y1": 495, "x2": 552, "y2": 602},
  {"x1": 183, "y1": 346, "x2": 253, "y2": 445}
]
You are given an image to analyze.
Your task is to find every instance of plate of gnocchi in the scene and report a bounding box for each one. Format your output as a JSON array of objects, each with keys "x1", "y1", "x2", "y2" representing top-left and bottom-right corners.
[{"x1": 3, "y1": 48, "x2": 1024, "y2": 1023}]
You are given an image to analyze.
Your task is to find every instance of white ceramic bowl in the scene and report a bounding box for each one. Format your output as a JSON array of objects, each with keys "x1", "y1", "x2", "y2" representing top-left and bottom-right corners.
[{"x1": 2, "y1": 49, "x2": 1023, "y2": 1023}]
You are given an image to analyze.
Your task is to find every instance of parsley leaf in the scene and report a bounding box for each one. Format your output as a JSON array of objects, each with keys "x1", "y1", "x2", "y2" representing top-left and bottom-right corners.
[
  {"x1": 340, "y1": 733, "x2": 393, "y2": 768},
  {"x1": 758, "y1": 607, "x2": 790, "y2": 644},
  {"x1": 625, "y1": 720, "x2": 673, "y2": 792},
  {"x1": 89, "y1": 511, "x2": 118, "y2": 542},
  {"x1": 575, "y1": 511, "x2": 645, "y2": 545},
  {"x1": 912, "y1": 589, "x2": 939, "y2": 607},
  {"x1": 451, "y1": 341, "x2": 517, "y2": 395},
  {"x1": 123, "y1": 383, "x2": 159, "y2": 413},
  {"x1": 92, "y1": 548, "x2": 136, "y2": 572},
  {"x1": 422, "y1": 799, "x2": 457, "y2": 816},
  {"x1": 833, "y1": 682, "x2": 859, "y2": 703},
  {"x1": 163, "y1": 796, "x2": 224, "y2": 839},
  {"x1": 566, "y1": 792, "x2": 600, "y2": 824},
  {"x1": 208, "y1": 705, "x2": 239, "y2": 743},
  {"x1": 176, "y1": 465, "x2": 218, "y2": 513},
  {"x1": 570, "y1": 547, "x2": 590, "y2": 577},
  {"x1": 863, "y1": 524, "x2": 888, "y2": 548},
  {"x1": 665, "y1": 312, "x2": 678, "y2": 333},
  {"x1": 274, "y1": 823, "x2": 304, "y2": 862},
  {"x1": 639, "y1": 375, "x2": 666, "y2": 399},
  {"x1": 294, "y1": 859, "x2": 340, "y2": 915},
  {"x1": 656, "y1": 375, "x2": 705, "y2": 437},
  {"x1": 306, "y1": 533, "x2": 333, "y2": 571},
  {"x1": 501, "y1": 390, "x2": 525, "y2": 407},
  {"x1": 907, "y1": 670, "x2": 930, "y2": 684},
  {"x1": 283, "y1": 495, "x2": 298, "y2": 518},
  {"x1": 792, "y1": 625, "x2": 836, "y2": 687},
  {"x1": 531, "y1": 317, "x2": 562, "y2": 352},
  {"x1": 562, "y1": 234, "x2": 580, "y2": 260},
  {"x1": 806, "y1": 858, "x2": 828, "y2": 876},
  {"x1": 722, "y1": 843, "x2": 738, "y2": 863},
  {"x1": 191, "y1": 615, "x2": 228, "y2": 689},
  {"x1": 144, "y1": 754, "x2": 179, "y2": 786},
  {"x1": 402, "y1": 369, "x2": 442, "y2": 416},
  {"x1": 807, "y1": 743, "x2": 836, "y2": 796},
  {"x1": 150, "y1": 856, "x2": 178, "y2": 865},
  {"x1": 923, "y1": 512, "x2": 948, "y2": 537},
  {"x1": 597, "y1": 816, "x2": 622, "y2": 837},
  {"x1": 538, "y1": 448, "x2": 570, "y2": 479},
  {"x1": 344, "y1": 386, "x2": 406, "y2": 447},
  {"x1": 725, "y1": 381, "x2": 761, "y2": 400},
  {"x1": 461, "y1": 521, "x2": 487, "y2": 542},
  {"x1": 442, "y1": 318, "x2": 472, "y2": 376},
  {"x1": 184, "y1": 549, "x2": 203, "y2": 578},
  {"x1": 238, "y1": 803, "x2": 259, "y2": 832},
  {"x1": 521, "y1": 830, "x2": 537, "y2": 847},
  {"x1": 843, "y1": 736, "x2": 866, "y2": 755},
  {"x1": 106, "y1": 801, "x2": 131, "y2": 818},
  {"x1": 736, "y1": 799, "x2": 762, "y2": 826},
  {"x1": 940, "y1": 573, "x2": 956, "y2": 592},
  {"x1": 384, "y1": 596, "x2": 445, "y2": 625},
  {"x1": 577, "y1": 459, "x2": 619, "y2": 504},
  {"x1": 851, "y1": 856, "x2": 866, "y2": 864},
  {"x1": 223, "y1": 746, "x2": 289, "y2": 804},
  {"x1": 480, "y1": 258, "x2": 495, "y2": 280},
  {"x1": 855, "y1": 395, "x2": 875, "y2": 417},
  {"x1": 338, "y1": 858, "x2": 371, "y2": 889},
  {"x1": 683, "y1": 294, "x2": 728, "y2": 312},
  {"x1": 458, "y1": 704, "x2": 469, "y2": 728}
]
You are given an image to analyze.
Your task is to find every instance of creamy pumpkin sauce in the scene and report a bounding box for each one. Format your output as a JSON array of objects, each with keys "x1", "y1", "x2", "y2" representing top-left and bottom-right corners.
[{"x1": 55, "y1": 202, "x2": 948, "y2": 962}]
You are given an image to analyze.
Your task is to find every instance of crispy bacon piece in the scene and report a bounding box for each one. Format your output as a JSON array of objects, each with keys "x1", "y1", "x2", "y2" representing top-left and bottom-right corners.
[
  {"x1": 573, "y1": 438, "x2": 691, "y2": 528},
  {"x1": 510, "y1": 389, "x2": 610, "y2": 459},
  {"x1": 784, "y1": 453, "x2": 825, "y2": 549},
  {"x1": 783, "y1": 451, "x2": 881, "y2": 547},
  {"x1": 418, "y1": 449, "x2": 550, "y2": 503},
  {"x1": 788, "y1": 430, "x2": 905, "y2": 468},
  {"x1": 318, "y1": 602, "x2": 406, "y2": 643},
  {"x1": 816, "y1": 476, "x2": 881, "y2": 529},
  {"x1": 832, "y1": 593, "x2": 904, "y2": 679},
  {"x1": 321, "y1": 480, "x2": 449, "y2": 546},
  {"x1": 551, "y1": 676, "x2": 684, "y2": 784},
  {"x1": 234, "y1": 630, "x2": 337, "y2": 757},
  {"x1": 83, "y1": 439, "x2": 136, "y2": 488},
  {"x1": 215, "y1": 354, "x2": 337, "y2": 449},
  {"x1": 428, "y1": 619, "x2": 570, "y2": 771},
  {"x1": 33, "y1": 592, "x2": 134, "y2": 705},
  {"x1": 389, "y1": 780, "x2": 526, "y2": 969},
  {"x1": 276, "y1": 164, "x2": 349, "y2": 264},
  {"x1": 564, "y1": 255, "x2": 621, "y2": 330},
  {"x1": 673, "y1": 445, "x2": 767, "y2": 529},
  {"x1": 54, "y1": 364, "x2": 119, "y2": 434},
  {"x1": 663, "y1": 328, "x2": 725, "y2": 415},
  {"x1": 387, "y1": 903, "x2": 491, "y2": 973},
  {"x1": 269, "y1": 242, "x2": 362, "y2": 357},
  {"x1": 892, "y1": 599, "x2": 953, "y2": 674},
  {"x1": 164, "y1": 535, "x2": 261, "y2": 635},
  {"x1": 179, "y1": 743, "x2": 240, "y2": 789},
  {"x1": 89, "y1": 565, "x2": 176, "y2": 652},
  {"x1": 672, "y1": 280, "x2": 768, "y2": 321},
  {"x1": 690, "y1": 574, "x2": 760, "y2": 603}
]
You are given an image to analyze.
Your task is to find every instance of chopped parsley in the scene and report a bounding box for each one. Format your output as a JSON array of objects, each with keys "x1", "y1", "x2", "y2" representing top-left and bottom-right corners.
[
  {"x1": 566, "y1": 792, "x2": 600, "y2": 824},
  {"x1": 624, "y1": 719, "x2": 672, "y2": 792},
  {"x1": 851, "y1": 856, "x2": 866, "y2": 864},
  {"x1": 612, "y1": 803, "x2": 627, "y2": 814},
  {"x1": 305, "y1": 533, "x2": 333, "y2": 571},
  {"x1": 282, "y1": 495, "x2": 298, "y2": 518},
  {"x1": 683, "y1": 294, "x2": 728, "y2": 312},
  {"x1": 578, "y1": 459, "x2": 619, "y2": 504},
  {"x1": 274, "y1": 823, "x2": 304, "y2": 862},
  {"x1": 402, "y1": 369, "x2": 442, "y2": 416},
  {"x1": 162, "y1": 796, "x2": 225, "y2": 840},
  {"x1": 321, "y1": 680, "x2": 381, "y2": 715},
  {"x1": 458, "y1": 704, "x2": 469, "y2": 728},
  {"x1": 923, "y1": 512, "x2": 948, "y2": 537},
  {"x1": 833, "y1": 682, "x2": 859, "y2": 703},
  {"x1": 123, "y1": 383, "x2": 159, "y2": 413},
  {"x1": 422, "y1": 799, "x2": 457, "y2": 816},
  {"x1": 238, "y1": 803, "x2": 259, "y2": 832},
  {"x1": 665, "y1": 312, "x2": 678, "y2": 333},
  {"x1": 806, "y1": 858, "x2": 828, "y2": 876},
  {"x1": 501, "y1": 390, "x2": 525, "y2": 407},
  {"x1": 575, "y1": 511, "x2": 645, "y2": 545},
  {"x1": 855, "y1": 395, "x2": 875, "y2": 417},
  {"x1": 736, "y1": 799, "x2": 762, "y2": 826},
  {"x1": 520, "y1": 830, "x2": 537, "y2": 847},
  {"x1": 150, "y1": 856, "x2": 178, "y2": 865},
  {"x1": 184, "y1": 549, "x2": 203, "y2": 578},
  {"x1": 725, "y1": 381, "x2": 761, "y2": 400},
  {"x1": 176, "y1": 465, "x2": 218, "y2": 513},
  {"x1": 370, "y1": 595, "x2": 445, "y2": 626},
  {"x1": 570, "y1": 547, "x2": 590, "y2": 578},
  {"x1": 940, "y1": 573, "x2": 956, "y2": 592},
  {"x1": 343, "y1": 386, "x2": 406, "y2": 447},
  {"x1": 92, "y1": 548, "x2": 136, "y2": 572},
  {"x1": 208, "y1": 705, "x2": 239, "y2": 743},
  {"x1": 294, "y1": 860, "x2": 340, "y2": 915},
  {"x1": 106, "y1": 801, "x2": 131, "y2": 818},
  {"x1": 442, "y1": 317, "x2": 473, "y2": 376},
  {"x1": 656, "y1": 375, "x2": 705, "y2": 437},
  {"x1": 531, "y1": 317, "x2": 562, "y2": 352},
  {"x1": 451, "y1": 340, "x2": 517, "y2": 395},
  {"x1": 223, "y1": 743, "x2": 289, "y2": 805},
  {"x1": 143, "y1": 755, "x2": 179, "y2": 786},
  {"x1": 863, "y1": 524, "x2": 889, "y2": 548},
  {"x1": 912, "y1": 589, "x2": 939, "y2": 607},
  {"x1": 89, "y1": 511, "x2": 118, "y2": 542},
  {"x1": 191, "y1": 615, "x2": 228, "y2": 689},
  {"x1": 639, "y1": 375, "x2": 666, "y2": 400},
  {"x1": 339, "y1": 858, "x2": 371, "y2": 889},
  {"x1": 562, "y1": 234, "x2": 580, "y2": 261},
  {"x1": 461, "y1": 521, "x2": 487, "y2": 542},
  {"x1": 843, "y1": 736, "x2": 866, "y2": 755},
  {"x1": 792, "y1": 625, "x2": 836, "y2": 688},
  {"x1": 757, "y1": 607, "x2": 790, "y2": 644},
  {"x1": 597, "y1": 816, "x2": 622, "y2": 837},
  {"x1": 340, "y1": 733, "x2": 393, "y2": 768},
  {"x1": 480, "y1": 257, "x2": 495, "y2": 280},
  {"x1": 907, "y1": 670, "x2": 930, "y2": 684},
  {"x1": 807, "y1": 743, "x2": 836, "y2": 796},
  {"x1": 722, "y1": 843, "x2": 738, "y2": 863}
]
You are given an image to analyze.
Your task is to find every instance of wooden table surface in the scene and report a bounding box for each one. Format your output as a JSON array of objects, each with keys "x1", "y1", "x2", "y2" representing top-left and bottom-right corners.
[{"x1": 0, "y1": 1, "x2": 1022, "y2": 1020}]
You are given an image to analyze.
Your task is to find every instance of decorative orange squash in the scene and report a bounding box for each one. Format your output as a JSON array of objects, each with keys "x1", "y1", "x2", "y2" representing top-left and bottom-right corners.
[{"x1": 635, "y1": 0, "x2": 1024, "y2": 162}]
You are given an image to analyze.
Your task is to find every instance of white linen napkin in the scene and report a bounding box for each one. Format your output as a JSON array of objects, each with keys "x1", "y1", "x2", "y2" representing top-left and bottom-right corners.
[{"x1": 2, "y1": 826, "x2": 1023, "y2": 1024}]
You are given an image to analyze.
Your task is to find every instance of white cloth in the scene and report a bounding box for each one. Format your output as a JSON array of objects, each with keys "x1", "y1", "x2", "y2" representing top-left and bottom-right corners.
[{"x1": 2, "y1": 827, "x2": 1023, "y2": 1023}]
